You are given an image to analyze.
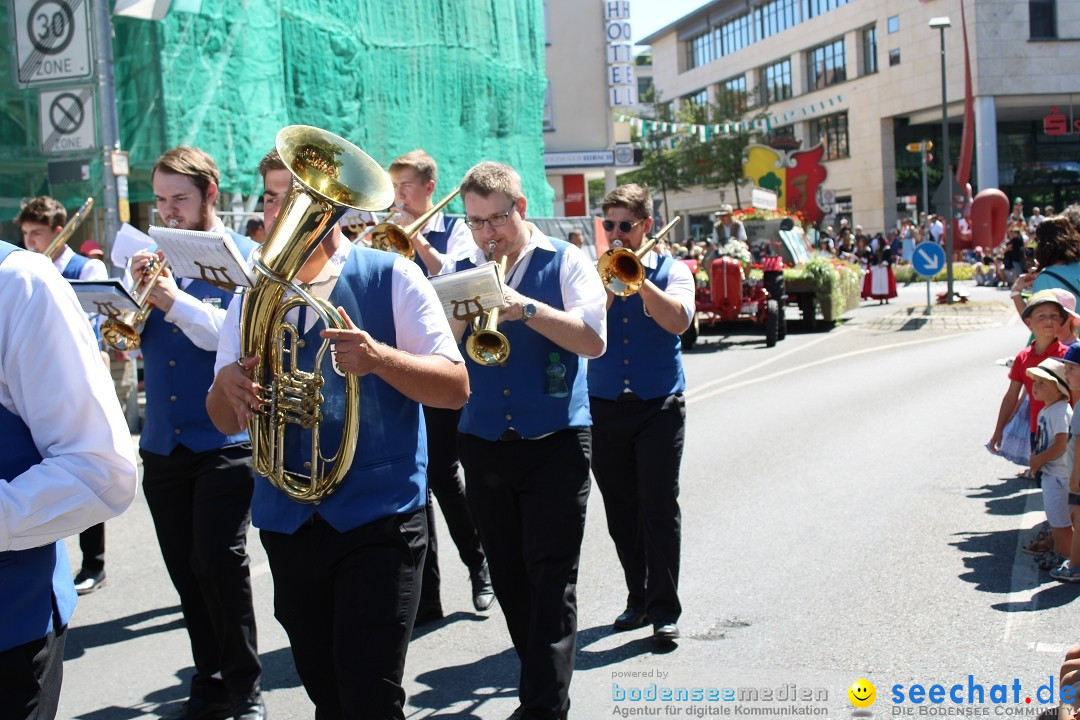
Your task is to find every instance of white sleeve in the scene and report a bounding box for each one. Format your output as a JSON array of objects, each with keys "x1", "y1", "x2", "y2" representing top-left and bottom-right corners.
[
  {"x1": 435, "y1": 220, "x2": 477, "y2": 276},
  {"x1": 0, "y1": 252, "x2": 138, "y2": 552},
  {"x1": 213, "y1": 296, "x2": 243, "y2": 377},
  {"x1": 165, "y1": 288, "x2": 229, "y2": 352},
  {"x1": 392, "y1": 257, "x2": 464, "y2": 362},
  {"x1": 79, "y1": 258, "x2": 109, "y2": 281},
  {"x1": 664, "y1": 257, "x2": 697, "y2": 322},
  {"x1": 558, "y1": 243, "x2": 608, "y2": 358}
]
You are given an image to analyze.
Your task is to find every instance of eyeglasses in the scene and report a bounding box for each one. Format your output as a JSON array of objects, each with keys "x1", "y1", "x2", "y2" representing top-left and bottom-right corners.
[
  {"x1": 602, "y1": 219, "x2": 645, "y2": 233},
  {"x1": 465, "y1": 202, "x2": 517, "y2": 231}
]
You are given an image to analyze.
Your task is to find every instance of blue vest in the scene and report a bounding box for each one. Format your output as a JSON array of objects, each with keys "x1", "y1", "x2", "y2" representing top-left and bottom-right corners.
[
  {"x1": 414, "y1": 216, "x2": 460, "y2": 278},
  {"x1": 61, "y1": 252, "x2": 89, "y2": 280},
  {"x1": 457, "y1": 239, "x2": 591, "y2": 441},
  {"x1": 0, "y1": 242, "x2": 77, "y2": 652},
  {"x1": 252, "y1": 248, "x2": 426, "y2": 534},
  {"x1": 588, "y1": 255, "x2": 685, "y2": 401},
  {"x1": 140, "y1": 231, "x2": 255, "y2": 455}
]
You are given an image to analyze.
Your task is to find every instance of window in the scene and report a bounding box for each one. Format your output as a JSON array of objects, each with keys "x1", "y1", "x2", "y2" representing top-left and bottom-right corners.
[
  {"x1": 683, "y1": 89, "x2": 709, "y2": 114},
  {"x1": 756, "y1": 0, "x2": 798, "y2": 41},
  {"x1": 888, "y1": 48, "x2": 901, "y2": 66},
  {"x1": 887, "y1": 15, "x2": 900, "y2": 33},
  {"x1": 862, "y1": 26, "x2": 878, "y2": 75},
  {"x1": 761, "y1": 59, "x2": 793, "y2": 103},
  {"x1": 809, "y1": 112, "x2": 849, "y2": 160},
  {"x1": 808, "y1": 39, "x2": 847, "y2": 91},
  {"x1": 686, "y1": 31, "x2": 715, "y2": 69},
  {"x1": 802, "y1": 0, "x2": 850, "y2": 19},
  {"x1": 719, "y1": 13, "x2": 754, "y2": 56},
  {"x1": 718, "y1": 76, "x2": 747, "y2": 117},
  {"x1": 1030, "y1": 0, "x2": 1057, "y2": 39}
]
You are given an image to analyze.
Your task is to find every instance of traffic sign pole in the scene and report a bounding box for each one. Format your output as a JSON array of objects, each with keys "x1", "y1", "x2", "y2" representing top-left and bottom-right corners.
[
  {"x1": 912, "y1": 241, "x2": 947, "y2": 311},
  {"x1": 92, "y1": 0, "x2": 120, "y2": 263}
]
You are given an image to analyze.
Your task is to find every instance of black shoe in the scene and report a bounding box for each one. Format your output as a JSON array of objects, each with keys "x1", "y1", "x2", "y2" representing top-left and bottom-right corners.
[
  {"x1": 652, "y1": 622, "x2": 680, "y2": 645},
  {"x1": 166, "y1": 697, "x2": 232, "y2": 720},
  {"x1": 470, "y1": 561, "x2": 496, "y2": 612},
  {"x1": 73, "y1": 569, "x2": 106, "y2": 595},
  {"x1": 613, "y1": 606, "x2": 648, "y2": 631},
  {"x1": 233, "y1": 699, "x2": 266, "y2": 720}
]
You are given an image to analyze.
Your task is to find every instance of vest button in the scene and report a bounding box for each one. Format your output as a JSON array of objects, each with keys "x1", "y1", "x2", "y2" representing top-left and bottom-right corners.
[
  {"x1": 620, "y1": 296, "x2": 628, "y2": 302},
  {"x1": 168, "y1": 360, "x2": 176, "y2": 367},
  {"x1": 623, "y1": 359, "x2": 630, "y2": 365},
  {"x1": 174, "y1": 428, "x2": 181, "y2": 435},
  {"x1": 623, "y1": 379, "x2": 631, "y2": 385},
  {"x1": 622, "y1": 317, "x2": 629, "y2": 323},
  {"x1": 623, "y1": 338, "x2": 630, "y2": 345},
  {"x1": 505, "y1": 414, "x2": 513, "y2": 421},
  {"x1": 170, "y1": 395, "x2": 177, "y2": 402},
  {"x1": 172, "y1": 327, "x2": 179, "y2": 334},
  {"x1": 503, "y1": 389, "x2": 511, "y2": 397}
]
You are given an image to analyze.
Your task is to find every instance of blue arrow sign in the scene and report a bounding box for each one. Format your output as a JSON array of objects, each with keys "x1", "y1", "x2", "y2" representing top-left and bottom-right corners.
[{"x1": 912, "y1": 241, "x2": 946, "y2": 277}]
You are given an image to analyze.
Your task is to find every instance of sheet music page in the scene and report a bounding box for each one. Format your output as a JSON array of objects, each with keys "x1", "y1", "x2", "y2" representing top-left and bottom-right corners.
[
  {"x1": 148, "y1": 226, "x2": 255, "y2": 287},
  {"x1": 427, "y1": 262, "x2": 506, "y2": 322},
  {"x1": 69, "y1": 279, "x2": 141, "y2": 317}
]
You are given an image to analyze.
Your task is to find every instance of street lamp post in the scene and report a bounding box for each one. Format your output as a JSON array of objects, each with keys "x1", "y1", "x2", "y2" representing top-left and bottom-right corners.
[{"x1": 930, "y1": 16, "x2": 953, "y2": 303}]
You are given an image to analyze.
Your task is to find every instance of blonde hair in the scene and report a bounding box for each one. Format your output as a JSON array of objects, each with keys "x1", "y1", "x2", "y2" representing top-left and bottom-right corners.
[
  {"x1": 152, "y1": 146, "x2": 220, "y2": 199},
  {"x1": 459, "y1": 161, "x2": 523, "y2": 202},
  {"x1": 389, "y1": 149, "x2": 438, "y2": 185}
]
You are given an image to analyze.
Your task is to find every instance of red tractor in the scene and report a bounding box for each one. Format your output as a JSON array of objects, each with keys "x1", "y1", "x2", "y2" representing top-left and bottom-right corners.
[{"x1": 679, "y1": 253, "x2": 786, "y2": 350}]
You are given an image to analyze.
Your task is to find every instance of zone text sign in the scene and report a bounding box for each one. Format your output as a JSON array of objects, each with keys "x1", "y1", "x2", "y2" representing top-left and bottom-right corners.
[
  {"x1": 10, "y1": 0, "x2": 94, "y2": 87},
  {"x1": 38, "y1": 86, "x2": 97, "y2": 154}
]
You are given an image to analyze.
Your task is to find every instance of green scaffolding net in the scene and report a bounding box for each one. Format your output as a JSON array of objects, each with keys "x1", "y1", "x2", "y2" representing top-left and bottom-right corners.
[{"x1": 0, "y1": 0, "x2": 551, "y2": 233}]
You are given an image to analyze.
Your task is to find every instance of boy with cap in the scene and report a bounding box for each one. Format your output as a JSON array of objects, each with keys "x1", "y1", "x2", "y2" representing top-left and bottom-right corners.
[
  {"x1": 1026, "y1": 357, "x2": 1073, "y2": 570},
  {"x1": 1053, "y1": 342, "x2": 1080, "y2": 581},
  {"x1": 990, "y1": 290, "x2": 1071, "y2": 484}
]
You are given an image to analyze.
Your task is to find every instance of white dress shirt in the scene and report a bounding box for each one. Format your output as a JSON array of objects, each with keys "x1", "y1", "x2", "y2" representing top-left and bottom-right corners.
[
  {"x1": 215, "y1": 242, "x2": 463, "y2": 375},
  {"x1": 422, "y1": 211, "x2": 473, "y2": 277},
  {"x1": 160, "y1": 219, "x2": 233, "y2": 352},
  {"x1": 0, "y1": 250, "x2": 138, "y2": 552},
  {"x1": 641, "y1": 250, "x2": 696, "y2": 322},
  {"x1": 55, "y1": 246, "x2": 108, "y2": 280},
  {"x1": 459, "y1": 223, "x2": 607, "y2": 358}
]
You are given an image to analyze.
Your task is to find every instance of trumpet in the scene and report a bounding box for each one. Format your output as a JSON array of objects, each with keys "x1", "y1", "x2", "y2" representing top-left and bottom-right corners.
[
  {"x1": 465, "y1": 244, "x2": 511, "y2": 366},
  {"x1": 596, "y1": 216, "x2": 682, "y2": 296},
  {"x1": 368, "y1": 189, "x2": 460, "y2": 260},
  {"x1": 43, "y1": 197, "x2": 94, "y2": 258},
  {"x1": 100, "y1": 256, "x2": 169, "y2": 352}
]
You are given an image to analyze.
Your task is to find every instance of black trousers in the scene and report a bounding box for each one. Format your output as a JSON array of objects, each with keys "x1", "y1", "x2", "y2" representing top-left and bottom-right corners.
[
  {"x1": 141, "y1": 445, "x2": 261, "y2": 707},
  {"x1": 419, "y1": 406, "x2": 485, "y2": 613},
  {"x1": 590, "y1": 395, "x2": 685, "y2": 624},
  {"x1": 260, "y1": 508, "x2": 427, "y2": 720},
  {"x1": 0, "y1": 626, "x2": 65, "y2": 720},
  {"x1": 77, "y1": 523, "x2": 105, "y2": 574},
  {"x1": 459, "y1": 429, "x2": 591, "y2": 719}
]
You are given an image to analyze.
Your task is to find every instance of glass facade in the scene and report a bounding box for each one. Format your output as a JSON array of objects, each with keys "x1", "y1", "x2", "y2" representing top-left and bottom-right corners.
[
  {"x1": 862, "y1": 26, "x2": 877, "y2": 75},
  {"x1": 718, "y1": 76, "x2": 748, "y2": 117},
  {"x1": 808, "y1": 39, "x2": 847, "y2": 91},
  {"x1": 762, "y1": 59, "x2": 793, "y2": 104},
  {"x1": 809, "y1": 112, "x2": 849, "y2": 160}
]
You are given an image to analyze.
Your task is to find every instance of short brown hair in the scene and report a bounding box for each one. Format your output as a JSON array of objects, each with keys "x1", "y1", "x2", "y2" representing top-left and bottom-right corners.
[
  {"x1": 460, "y1": 161, "x2": 523, "y2": 202},
  {"x1": 601, "y1": 184, "x2": 652, "y2": 220},
  {"x1": 152, "y1": 146, "x2": 220, "y2": 199},
  {"x1": 16, "y1": 196, "x2": 66, "y2": 229},
  {"x1": 1035, "y1": 216, "x2": 1080, "y2": 268},
  {"x1": 258, "y1": 148, "x2": 286, "y2": 178},
  {"x1": 389, "y1": 149, "x2": 437, "y2": 185}
]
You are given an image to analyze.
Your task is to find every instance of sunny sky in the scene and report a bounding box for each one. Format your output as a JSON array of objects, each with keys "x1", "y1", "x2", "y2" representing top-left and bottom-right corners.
[{"x1": 631, "y1": 0, "x2": 711, "y2": 47}]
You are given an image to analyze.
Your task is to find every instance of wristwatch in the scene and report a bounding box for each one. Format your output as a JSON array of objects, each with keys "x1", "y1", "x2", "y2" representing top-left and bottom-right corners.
[{"x1": 522, "y1": 302, "x2": 537, "y2": 323}]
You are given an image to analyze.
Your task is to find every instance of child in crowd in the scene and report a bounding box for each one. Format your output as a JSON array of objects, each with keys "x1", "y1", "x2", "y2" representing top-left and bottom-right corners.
[
  {"x1": 1054, "y1": 342, "x2": 1080, "y2": 582},
  {"x1": 1025, "y1": 357, "x2": 1073, "y2": 571}
]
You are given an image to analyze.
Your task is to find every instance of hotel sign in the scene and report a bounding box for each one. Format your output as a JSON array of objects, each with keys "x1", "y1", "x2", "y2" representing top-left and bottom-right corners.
[{"x1": 605, "y1": 1, "x2": 637, "y2": 107}]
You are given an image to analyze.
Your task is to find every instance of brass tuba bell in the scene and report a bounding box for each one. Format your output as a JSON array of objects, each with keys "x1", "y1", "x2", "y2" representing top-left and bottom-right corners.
[{"x1": 241, "y1": 125, "x2": 393, "y2": 503}]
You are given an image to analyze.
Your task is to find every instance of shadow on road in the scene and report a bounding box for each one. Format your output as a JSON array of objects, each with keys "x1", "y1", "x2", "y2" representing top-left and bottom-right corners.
[
  {"x1": 411, "y1": 646, "x2": 519, "y2": 718},
  {"x1": 65, "y1": 605, "x2": 185, "y2": 660}
]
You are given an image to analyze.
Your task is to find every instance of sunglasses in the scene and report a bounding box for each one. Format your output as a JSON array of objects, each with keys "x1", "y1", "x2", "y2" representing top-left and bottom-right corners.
[{"x1": 602, "y1": 219, "x2": 645, "y2": 233}]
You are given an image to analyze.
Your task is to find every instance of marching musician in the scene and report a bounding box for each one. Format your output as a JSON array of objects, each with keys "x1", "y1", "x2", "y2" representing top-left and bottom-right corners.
[
  {"x1": 132, "y1": 147, "x2": 264, "y2": 720},
  {"x1": 17, "y1": 197, "x2": 112, "y2": 596},
  {"x1": 590, "y1": 184, "x2": 694, "y2": 646},
  {"x1": 207, "y1": 156, "x2": 469, "y2": 718},
  {"x1": 387, "y1": 149, "x2": 493, "y2": 622},
  {"x1": 0, "y1": 240, "x2": 137, "y2": 719},
  {"x1": 451, "y1": 161, "x2": 606, "y2": 719}
]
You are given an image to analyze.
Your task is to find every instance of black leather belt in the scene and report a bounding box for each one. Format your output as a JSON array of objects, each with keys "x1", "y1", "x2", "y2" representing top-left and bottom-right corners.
[
  {"x1": 499, "y1": 429, "x2": 523, "y2": 441},
  {"x1": 616, "y1": 392, "x2": 643, "y2": 402}
]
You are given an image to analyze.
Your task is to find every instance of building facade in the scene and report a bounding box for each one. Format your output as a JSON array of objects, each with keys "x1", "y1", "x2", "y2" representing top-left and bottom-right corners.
[{"x1": 640, "y1": 0, "x2": 1080, "y2": 237}]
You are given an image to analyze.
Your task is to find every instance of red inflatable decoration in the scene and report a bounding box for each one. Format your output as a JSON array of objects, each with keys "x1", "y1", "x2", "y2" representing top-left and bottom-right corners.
[{"x1": 970, "y1": 189, "x2": 1010, "y2": 250}]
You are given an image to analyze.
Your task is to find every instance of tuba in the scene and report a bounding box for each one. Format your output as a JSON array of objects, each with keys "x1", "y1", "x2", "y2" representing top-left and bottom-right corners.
[
  {"x1": 44, "y1": 197, "x2": 95, "y2": 258},
  {"x1": 465, "y1": 245, "x2": 511, "y2": 366},
  {"x1": 241, "y1": 125, "x2": 393, "y2": 503},
  {"x1": 368, "y1": 188, "x2": 460, "y2": 259},
  {"x1": 100, "y1": 256, "x2": 169, "y2": 351},
  {"x1": 597, "y1": 216, "x2": 682, "y2": 296}
]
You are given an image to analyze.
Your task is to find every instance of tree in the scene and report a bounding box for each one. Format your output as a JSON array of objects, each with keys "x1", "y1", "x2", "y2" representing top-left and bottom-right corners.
[{"x1": 621, "y1": 100, "x2": 684, "y2": 221}]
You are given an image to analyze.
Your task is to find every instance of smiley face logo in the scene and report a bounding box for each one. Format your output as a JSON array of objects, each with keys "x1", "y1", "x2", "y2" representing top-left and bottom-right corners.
[{"x1": 848, "y1": 679, "x2": 876, "y2": 708}]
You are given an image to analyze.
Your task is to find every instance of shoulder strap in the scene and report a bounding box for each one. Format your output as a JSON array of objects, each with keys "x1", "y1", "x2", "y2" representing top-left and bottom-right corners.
[{"x1": 1040, "y1": 268, "x2": 1080, "y2": 299}]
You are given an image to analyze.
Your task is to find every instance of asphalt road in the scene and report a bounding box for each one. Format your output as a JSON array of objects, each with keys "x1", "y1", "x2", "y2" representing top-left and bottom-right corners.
[{"x1": 58, "y1": 280, "x2": 1074, "y2": 720}]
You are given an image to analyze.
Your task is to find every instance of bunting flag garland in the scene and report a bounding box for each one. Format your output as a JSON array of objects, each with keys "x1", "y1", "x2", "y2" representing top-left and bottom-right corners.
[{"x1": 615, "y1": 93, "x2": 843, "y2": 140}]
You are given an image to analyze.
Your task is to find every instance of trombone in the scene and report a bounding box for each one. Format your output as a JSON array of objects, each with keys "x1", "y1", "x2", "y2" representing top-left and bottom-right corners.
[
  {"x1": 100, "y1": 256, "x2": 169, "y2": 352},
  {"x1": 465, "y1": 243, "x2": 511, "y2": 366},
  {"x1": 368, "y1": 188, "x2": 460, "y2": 260},
  {"x1": 597, "y1": 216, "x2": 682, "y2": 297},
  {"x1": 43, "y1": 197, "x2": 94, "y2": 258}
]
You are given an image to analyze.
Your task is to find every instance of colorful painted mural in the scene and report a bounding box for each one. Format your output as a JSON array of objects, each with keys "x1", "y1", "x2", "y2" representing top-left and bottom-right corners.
[{"x1": 743, "y1": 143, "x2": 829, "y2": 225}]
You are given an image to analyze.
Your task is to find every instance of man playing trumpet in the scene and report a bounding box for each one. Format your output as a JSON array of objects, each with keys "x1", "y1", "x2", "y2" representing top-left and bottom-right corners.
[{"x1": 451, "y1": 161, "x2": 606, "y2": 719}]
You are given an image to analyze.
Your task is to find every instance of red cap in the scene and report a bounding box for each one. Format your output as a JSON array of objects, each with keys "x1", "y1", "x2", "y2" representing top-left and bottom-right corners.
[{"x1": 79, "y1": 240, "x2": 104, "y2": 258}]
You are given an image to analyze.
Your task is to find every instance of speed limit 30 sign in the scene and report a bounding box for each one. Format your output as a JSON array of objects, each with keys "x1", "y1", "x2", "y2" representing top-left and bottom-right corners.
[{"x1": 10, "y1": 0, "x2": 94, "y2": 87}]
